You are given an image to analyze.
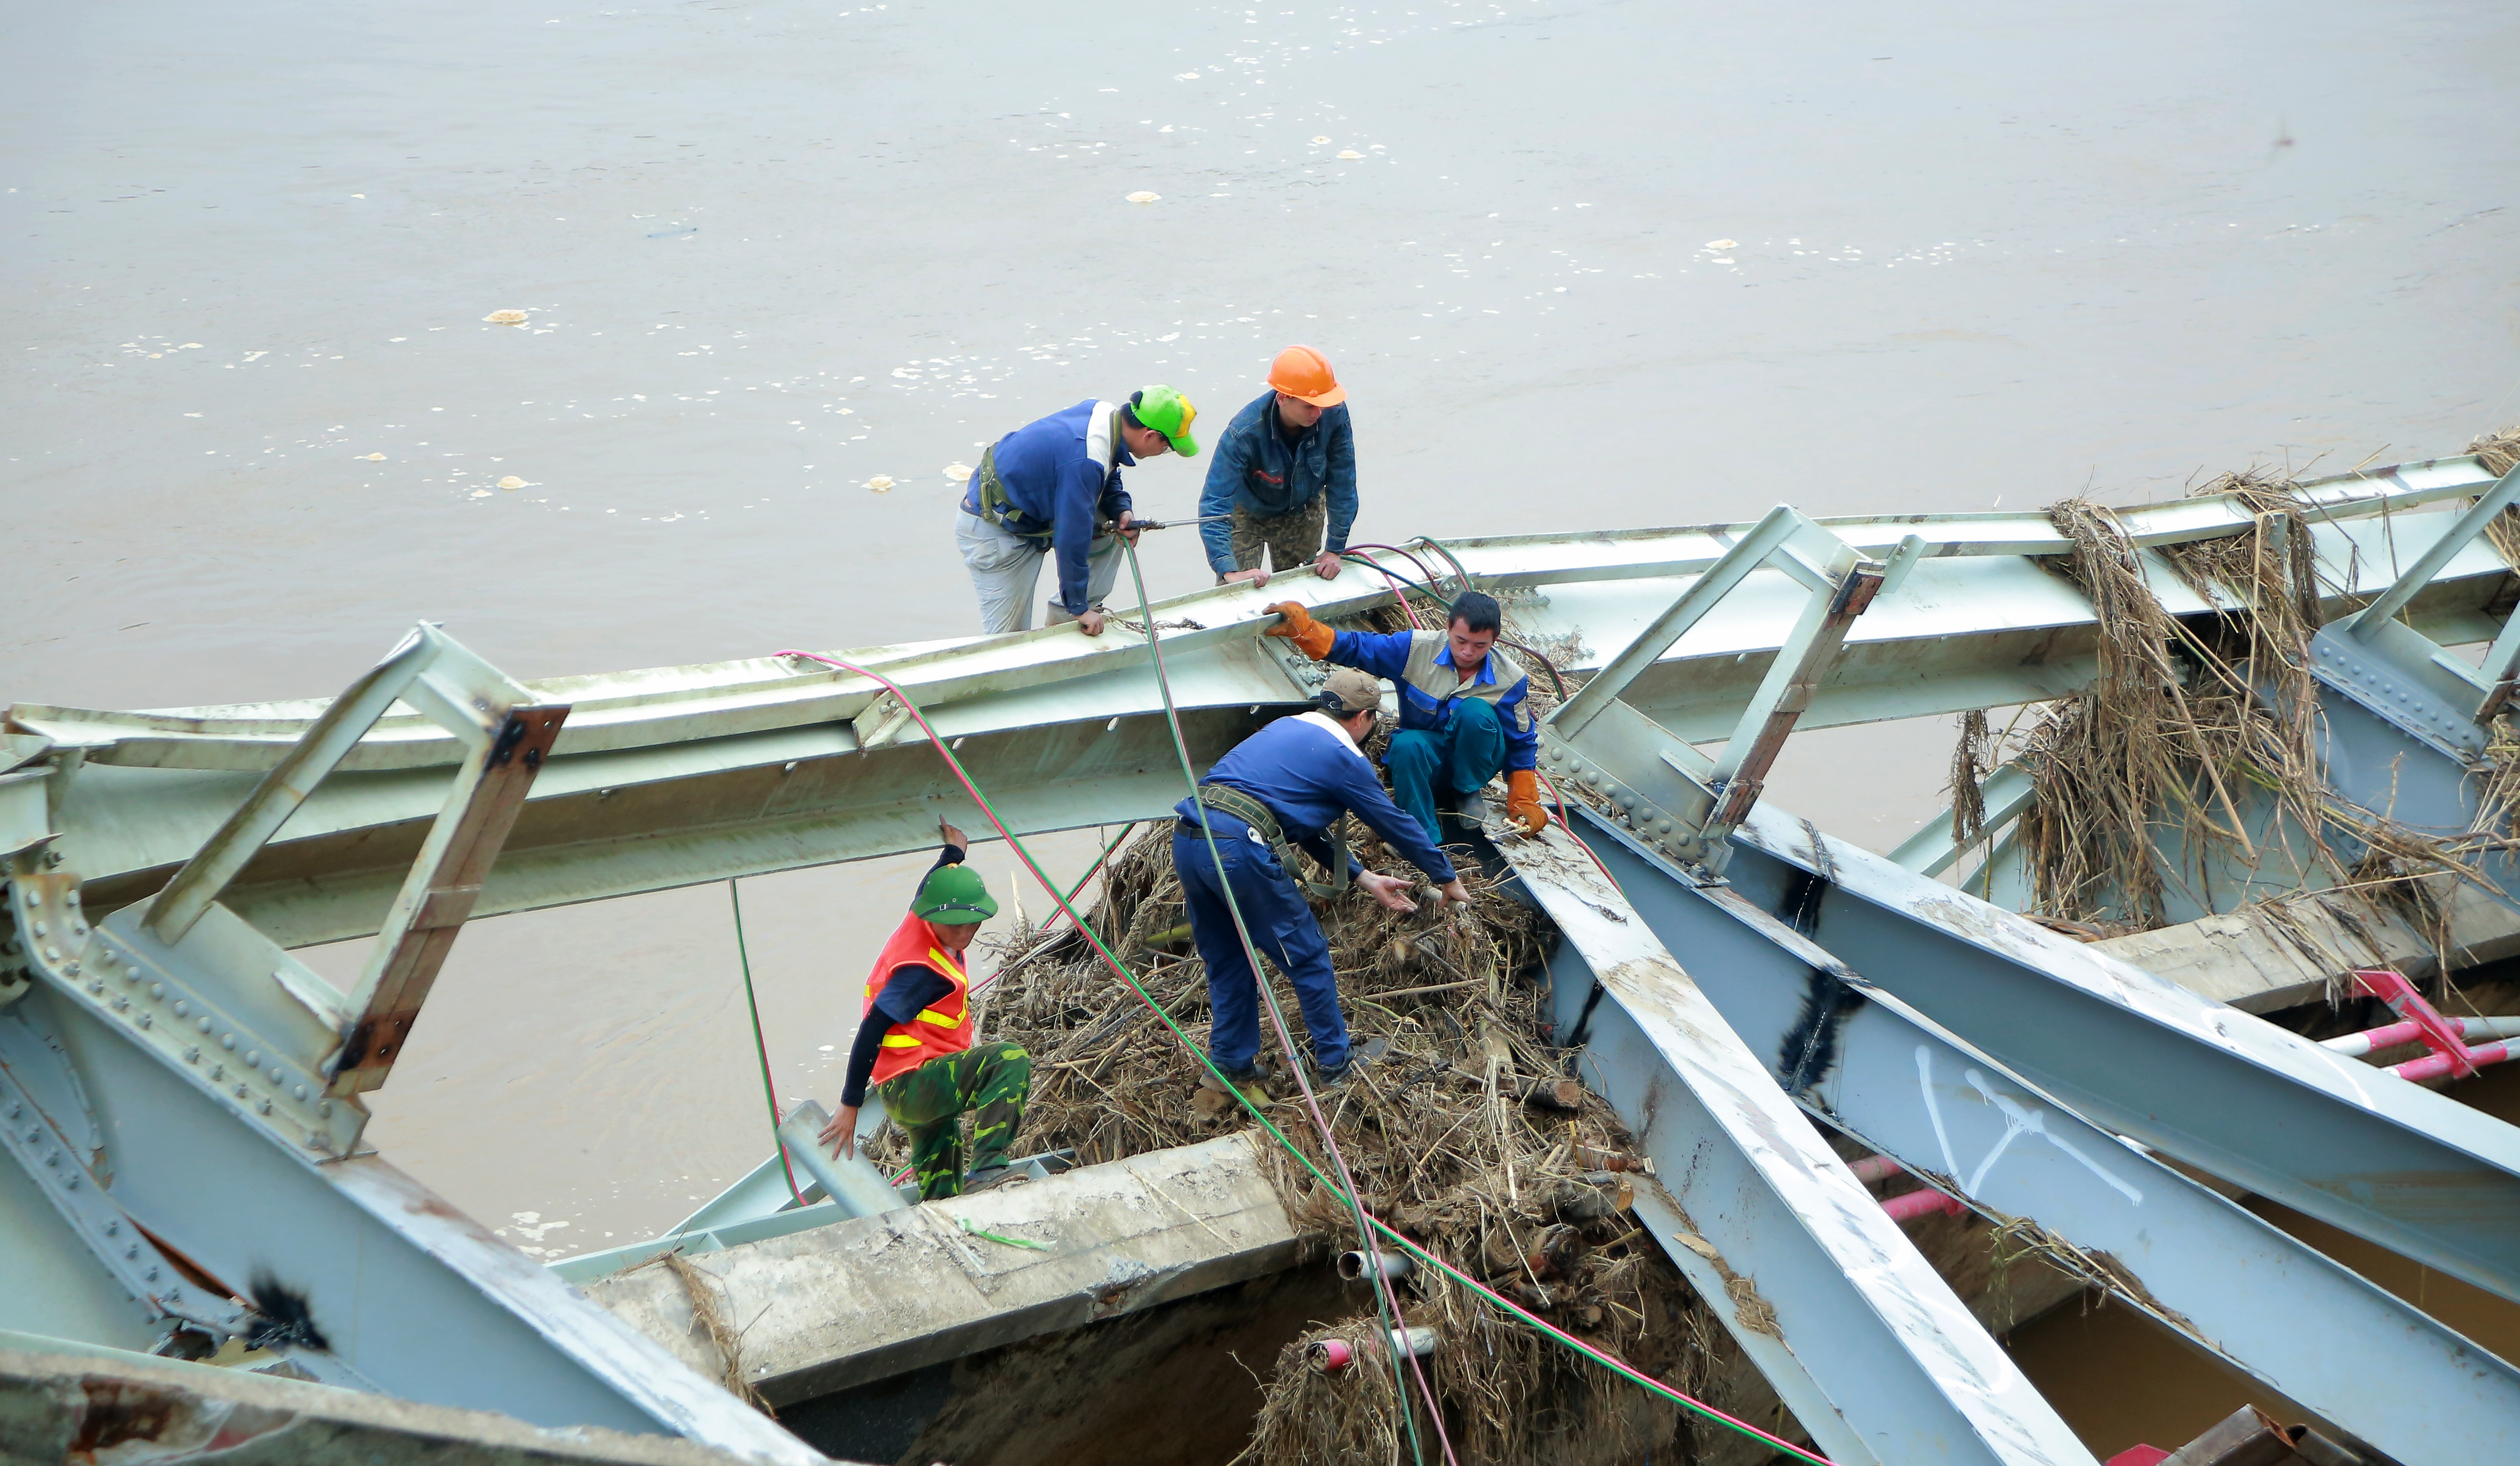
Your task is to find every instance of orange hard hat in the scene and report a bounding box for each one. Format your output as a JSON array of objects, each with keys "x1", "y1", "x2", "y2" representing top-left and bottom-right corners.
[{"x1": 1266, "y1": 345, "x2": 1346, "y2": 407}]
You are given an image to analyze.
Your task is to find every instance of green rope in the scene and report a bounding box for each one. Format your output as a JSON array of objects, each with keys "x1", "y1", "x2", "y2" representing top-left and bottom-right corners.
[
  {"x1": 729, "y1": 878, "x2": 806, "y2": 1206},
  {"x1": 1120, "y1": 540, "x2": 1440, "y2": 1465}
]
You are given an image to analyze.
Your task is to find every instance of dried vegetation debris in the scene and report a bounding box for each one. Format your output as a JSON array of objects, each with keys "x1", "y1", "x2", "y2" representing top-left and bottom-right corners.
[
  {"x1": 1975, "y1": 433, "x2": 2520, "y2": 995},
  {"x1": 894, "y1": 815, "x2": 1729, "y2": 1464},
  {"x1": 873, "y1": 582, "x2": 1725, "y2": 1464}
]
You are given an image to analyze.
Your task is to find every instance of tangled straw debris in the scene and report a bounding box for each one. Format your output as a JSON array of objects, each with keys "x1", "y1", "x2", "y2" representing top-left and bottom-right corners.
[
  {"x1": 905, "y1": 817, "x2": 1727, "y2": 1464},
  {"x1": 1981, "y1": 441, "x2": 2520, "y2": 995}
]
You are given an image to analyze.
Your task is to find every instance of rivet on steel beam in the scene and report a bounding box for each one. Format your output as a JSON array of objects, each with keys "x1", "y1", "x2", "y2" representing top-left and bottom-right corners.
[
  {"x1": 65, "y1": 1175, "x2": 78, "y2": 1190},
  {"x1": 148, "y1": 983, "x2": 163, "y2": 1000},
  {"x1": 318, "y1": 1102, "x2": 331, "y2": 1117},
  {"x1": 209, "y1": 1065, "x2": 223, "y2": 1081},
  {"x1": 42, "y1": 948, "x2": 58, "y2": 963},
  {"x1": 245, "y1": 1050, "x2": 259, "y2": 1066},
  {"x1": 221, "y1": 1034, "x2": 234, "y2": 1051},
  {"x1": 185, "y1": 1047, "x2": 199, "y2": 1064},
  {"x1": 88, "y1": 981, "x2": 103, "y2": 995},
  {"x1": 63, "y1": 961, "x2": 78, "y2": 976},
  {"x1": 233, "y1": 1084, "x2": 248, "y2": 1099},
  {"x1": 293, "y1": 1084, "x2": 307, "y2": 1100},
  {"x1": 173, "y1": 1000, "x2": 188, "y2": 1018},
  {"x1": 144, "y1": 1267, "x2": 158, "y2": 1282},
  {"x1": 268, "y1": 1066, "x2": 282, "y2": 1083},
  {"x1": 782, "y1": 761, "x2": 798, "y2": 774},
  {"x1": 258, "y1": 1099, "x2": 273, "y2": 1115},
  {"x1": 29, "y1": 922, "x2": 44, "y2": 939},
  {"x1": 103, "y1": 1220, "x2": 117, "y2": 1235},
  {"x1": 135, "y1": 1014, "x2": 150, "y2": 1029},
  {"x1": 197, "y1": 1018, "x2": 210, "y2": 1034}
]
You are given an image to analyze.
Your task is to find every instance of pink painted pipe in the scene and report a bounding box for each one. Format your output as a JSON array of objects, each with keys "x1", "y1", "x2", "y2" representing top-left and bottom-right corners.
[
  {"x1": 2392, "y1": 1039, "x2": 2515, "y2": 1084},
  {"x1": 1879, "y1": 1186, "x2": 1967, "y2": 1222}
]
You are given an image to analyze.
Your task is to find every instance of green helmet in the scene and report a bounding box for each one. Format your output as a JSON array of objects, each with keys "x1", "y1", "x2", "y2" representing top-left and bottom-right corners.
[{"x1": 912, "y1": 863, "x2": 998, "y2": 925}]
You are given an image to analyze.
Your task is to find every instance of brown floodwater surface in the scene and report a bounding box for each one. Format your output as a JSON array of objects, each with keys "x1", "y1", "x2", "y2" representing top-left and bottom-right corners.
[{"x1": 6, "y1": 0, "x2": 2520, "y2": 1433}]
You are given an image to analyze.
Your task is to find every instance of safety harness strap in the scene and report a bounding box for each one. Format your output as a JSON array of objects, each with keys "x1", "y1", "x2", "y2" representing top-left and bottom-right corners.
[{"x1": 1193, "y1": 783, "x2": 1350, "y2": 899}]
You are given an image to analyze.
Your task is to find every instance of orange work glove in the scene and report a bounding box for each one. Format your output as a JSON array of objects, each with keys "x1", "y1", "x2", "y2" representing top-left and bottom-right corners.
[
  {"x1": 1505, "y1": 769, "x2": 1549, "y2": 836},
  {"x1": 1261, "y1": 601, "x2": 1337, "y2": 661}
]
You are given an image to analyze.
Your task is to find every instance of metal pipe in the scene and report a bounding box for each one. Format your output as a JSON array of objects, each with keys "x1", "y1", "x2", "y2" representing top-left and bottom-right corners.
[
  {"x1": 1878, "y1": 1186, "x2": 1966, "y2": 1223},
  {"x1": 2321, "y1": 1014, "x2": 2520, "y2": 1058},
  {"x1": 1307, "y1": 1326, "x2": 1441, "y2": 1373},
  {"x1": 2392, "y1": 1041, "x2": 2516, "y2": 1085},
  {"x1": 1338, "y1": 1249, "x2": 1414, "y2": 1281},
  {"x1": 774, "y1": 1101, "x2": 914, "y2": 1216}
]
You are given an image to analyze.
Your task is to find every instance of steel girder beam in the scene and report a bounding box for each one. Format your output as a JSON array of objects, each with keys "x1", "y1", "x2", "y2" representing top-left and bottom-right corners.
[
  {"x1": 9, "y1": 481, "x2": 2513, "y2": 957},
  {"x1": 1509, "y1": 827, "x2": 2094, "y2": 1466},
  {"x1": 11, "y1": 454, "x2": 2502, "y2": 774},
  {"x1": 0, "y1": 982, "x2": 822, "y2": 1460},
  {"x1": 0, "y1": 642, "x2": 826, "y2": 1460},
  {"x1": 1719, "y1": 801, "x2": 2520, "y2": 1304},
  {"x1": 1555, "y1": 808, "x2": 2520, "y2": 1465}
]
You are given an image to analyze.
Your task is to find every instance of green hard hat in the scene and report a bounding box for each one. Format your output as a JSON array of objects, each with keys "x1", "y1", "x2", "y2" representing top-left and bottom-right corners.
[
  {"x1": 1132, "y1": 384, "x2": 1200, "y2": 457},
  {"x1": 912, "y1": 863, "x2": 998, "y2": 925}
]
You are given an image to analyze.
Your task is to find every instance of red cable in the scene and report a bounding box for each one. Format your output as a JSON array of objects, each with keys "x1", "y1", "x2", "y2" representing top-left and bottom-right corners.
[{"x1": 1339, "y1": 552, "x2": 1430, "y2": 628}]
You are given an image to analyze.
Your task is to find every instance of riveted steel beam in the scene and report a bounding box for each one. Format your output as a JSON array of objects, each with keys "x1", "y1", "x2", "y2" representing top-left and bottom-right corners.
[
  {"x1": 1508, "y1": 827, "x2": 2095, "y2": 1466},
  {"x1": 1559, "y1": 808, "x2": 2520, "y2": 1466}
]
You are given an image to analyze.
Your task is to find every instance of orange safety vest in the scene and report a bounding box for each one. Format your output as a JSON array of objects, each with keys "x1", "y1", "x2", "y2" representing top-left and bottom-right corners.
[{"x1": 861, "y1": 913, "x2": 974, "y2": 1088}]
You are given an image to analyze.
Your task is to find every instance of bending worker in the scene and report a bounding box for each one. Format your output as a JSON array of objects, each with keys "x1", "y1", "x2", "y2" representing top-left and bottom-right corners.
[
  {"x1": 820, "y1": 821, "x2": 1031, "y2": 1199},
  {"x1": 1197, "y1": 346, "x2": 1355, "y2": 588},
  {"x1": 957, "y1": 387, "x2": 1201, "y2": 635},
  {"x1": 1175, "y1": 669, "x2": 1471, "y2": 1097},
  {"x1": 1265, "y1": 590, "x2": 1548, "y2": 844}
]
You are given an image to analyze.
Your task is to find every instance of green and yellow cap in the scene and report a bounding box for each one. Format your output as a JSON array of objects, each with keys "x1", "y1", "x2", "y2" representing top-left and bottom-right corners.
[
  {"x1": 911, "y1": 863, "x2": 998, "y2": 925},
  {"x1": 1132, "y1": 385, "x2": 1200, "y2": 457}
]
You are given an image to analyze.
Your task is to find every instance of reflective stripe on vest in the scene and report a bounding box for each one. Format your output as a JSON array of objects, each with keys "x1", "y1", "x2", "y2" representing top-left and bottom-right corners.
[
  {"x1": 1396, "y1": 632, "x2": 1528, "y2": 730},
  {"x1": 860, "y1": 914, "x2": 974, "y2": 1087}
]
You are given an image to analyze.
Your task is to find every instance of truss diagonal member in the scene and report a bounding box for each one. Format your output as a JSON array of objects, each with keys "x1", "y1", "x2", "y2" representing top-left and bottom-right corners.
[
  {"x1": 1506, "y1": 828, "x2": 2097, "y2": 1466},
  {"x1": 1562, "y1": 809, "x2": 2520, "y2": 1466},
  {"x1": 121, "y1": 625, "x2": 566, "y2": 1097},
  {"x1": 1724, "y1": 802, "x2": 2520, "y2": 1306},
  {"x1": 1544, "y1": 503, "x2": 1884, "y2": 873}
]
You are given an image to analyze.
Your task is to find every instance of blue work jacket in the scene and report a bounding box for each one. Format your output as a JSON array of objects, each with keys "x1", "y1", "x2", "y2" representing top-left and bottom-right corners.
[
  {"x1": 1196, "y1": 392, "x2": 1357, "y2": 576},
  {"x1": 1176, "y1": 712, "x2": 1457, "y2": 884},
  {"x1": 962, "y1": 400, "x2": 1136, "y2": 615},
  {"x1": 1328, "y1": 629, "x2": 1539, "y2": 774}
]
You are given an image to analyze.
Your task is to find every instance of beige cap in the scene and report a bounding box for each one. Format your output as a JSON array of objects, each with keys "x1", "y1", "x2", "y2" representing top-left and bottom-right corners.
[{"x1": 1317, "y1": 669, "x2": 1384, "y2": 717}]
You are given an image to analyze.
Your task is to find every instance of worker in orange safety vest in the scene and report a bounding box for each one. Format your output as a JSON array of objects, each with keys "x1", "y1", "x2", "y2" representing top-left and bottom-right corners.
[{"x1": 820, "y1": 822, "x2": 1032, "y2": 1200}]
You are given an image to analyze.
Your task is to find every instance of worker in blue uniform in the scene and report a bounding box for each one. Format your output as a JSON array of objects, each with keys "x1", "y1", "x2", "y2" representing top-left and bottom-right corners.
[
  {"x1": 1264, "y1": 590, "x2": 1549, "y2": 844},
  {"x1": 1173, "y1": 669, "x2": 1472, "y2": 1099},
  {"x1": 957, "y1": 386, "x2": 1200, "y2": 635}
]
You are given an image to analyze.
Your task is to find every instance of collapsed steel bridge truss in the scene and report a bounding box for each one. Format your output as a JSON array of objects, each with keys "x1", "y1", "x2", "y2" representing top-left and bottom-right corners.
[{"x1": 4, "y1": 451, "x2": 2520, "y2": 1462}]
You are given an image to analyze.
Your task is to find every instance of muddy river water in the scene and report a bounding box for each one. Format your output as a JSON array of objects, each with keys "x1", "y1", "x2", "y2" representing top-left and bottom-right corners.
[{"x1": 6, "y1": 0, "x2": 2519, "y2": 1455}]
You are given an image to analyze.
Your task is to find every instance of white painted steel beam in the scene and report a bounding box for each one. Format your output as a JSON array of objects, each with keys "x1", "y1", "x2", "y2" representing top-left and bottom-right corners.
[
  {"x1": 12, "y1": 465, "x2": 2511, "y2": 961},
  {"x1": 1720, "y1": 803, "x2": 2520, "y2": 1304},
  {"x1": 1508, "y1": 827, "x2": 2095, "y2": 1466},
  {"x1": 1555, "y1": 808, "x2": 2520, "y2": 1466}
]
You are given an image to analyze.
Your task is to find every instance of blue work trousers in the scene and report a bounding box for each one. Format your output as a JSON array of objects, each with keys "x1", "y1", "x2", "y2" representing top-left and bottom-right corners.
[
  {"x1": 1384, "y1": 696, "x2": 1507, "y2": 846},
  {"x1": 1171, "y1": 820, "x2": 1349, "y2": 1074}
]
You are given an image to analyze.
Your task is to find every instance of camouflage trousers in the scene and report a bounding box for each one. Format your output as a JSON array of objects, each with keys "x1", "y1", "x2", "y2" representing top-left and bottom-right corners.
[
  {"x1": 876, "y1": 1040, "x2": 1031, "y2": 1201},
  {"x1": 1220, "y1": 495, "x2": 1329, "y2": 580}
]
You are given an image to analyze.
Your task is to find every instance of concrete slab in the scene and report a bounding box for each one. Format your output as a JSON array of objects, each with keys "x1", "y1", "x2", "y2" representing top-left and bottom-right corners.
[
  {"x1": 0, "y1": 1344, "x2": 817, "y2": 1466},
  {"x1": 580, "y1": 1134, "x2": 1300, "y2": 1408},
  {"x1": 2094, "y1": 877, "x2": 2520, "y2": 1014}
]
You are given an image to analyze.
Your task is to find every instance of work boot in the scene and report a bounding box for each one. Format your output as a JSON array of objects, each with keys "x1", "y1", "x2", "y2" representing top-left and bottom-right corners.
[
  {"x1": 1453, "y1": 791, "x2": 1492, "y2": 826},
  {"x1": 1198, "y1": 1064, "x2": 1271, "y2": 1108},
  {"x1": 962, "y1": 1165, "x2": 1029, "y2": 1197},
  {"x1": 1315, "y1": 1037, "x2": 1391, "y2": 1089}
]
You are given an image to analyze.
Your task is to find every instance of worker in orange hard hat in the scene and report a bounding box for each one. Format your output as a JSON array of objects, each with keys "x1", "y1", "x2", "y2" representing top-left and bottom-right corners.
[{"x1": 1195, "y1": 345, "x2": 1357, "y2": 588}]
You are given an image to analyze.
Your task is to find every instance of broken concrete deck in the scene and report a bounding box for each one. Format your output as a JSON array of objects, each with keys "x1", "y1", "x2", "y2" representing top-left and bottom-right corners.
[
  {"x1": 0, "y1": 1343, "x2": 823, "y2": 1466},
  {"x1": 581, "y1": 1134, "x2": 1300, "y2": 1408}
]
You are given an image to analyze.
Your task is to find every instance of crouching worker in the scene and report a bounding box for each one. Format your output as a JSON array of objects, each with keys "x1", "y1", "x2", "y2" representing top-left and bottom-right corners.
[
  {"x1": 820, "y1": 822, "x2": 1032, "y2": 1200},
  {"x1": 1176, "y1": 669, "x2": 1473, "y2": 1100},
  {"x1": 1264, "y1": 590, "x2": 1547, "y2": 845}
]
